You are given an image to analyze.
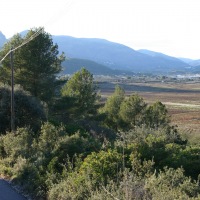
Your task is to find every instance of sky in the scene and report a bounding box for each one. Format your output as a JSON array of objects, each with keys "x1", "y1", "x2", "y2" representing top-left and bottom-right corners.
[{"x1": 1, "y1": 0, "x2": 200, "y2": 59}]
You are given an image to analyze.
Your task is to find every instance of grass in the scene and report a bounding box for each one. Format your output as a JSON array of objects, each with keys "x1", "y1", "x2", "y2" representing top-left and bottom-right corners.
[{"x1": 98, "y1": 78, "x2": 200, "y2": 143}]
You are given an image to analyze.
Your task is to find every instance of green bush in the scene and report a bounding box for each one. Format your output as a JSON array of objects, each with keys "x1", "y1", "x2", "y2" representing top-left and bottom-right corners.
[
  {"x1": 12, "y1": 157, "x2": 45, "y2": 198},
  {"x1": 145, "y1": 167, "x2": 200, "y2": 199},
  {"x1": 0, "y1": 85, "x2": 46, "y2": 133},
  {"x1": 80, "y1": 149, "x2": 123, "y2": 184},
  {"x1": 48, "y1": 171, "x2": 94, "y2": 200},
  {"x1": 0, "y1": 127, "x2": 34, "y2": 159}
]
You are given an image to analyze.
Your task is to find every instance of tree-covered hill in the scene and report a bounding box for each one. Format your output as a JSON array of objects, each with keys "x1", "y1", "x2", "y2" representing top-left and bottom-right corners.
[{"x1": 62, "y1": 58, "x2": 134, "y2": 75}]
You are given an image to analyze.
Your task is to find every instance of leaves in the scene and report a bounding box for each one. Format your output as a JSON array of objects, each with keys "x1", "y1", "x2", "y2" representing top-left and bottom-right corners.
[
  {"x1": 61, "y1": 68, "x2": 99, "y2": 118},
  {"x1": 0, "y1": 28, "x2": 64, "y2": 103},
  {"x1": 0, "y1": 85, "x2": 46, "y2": 133}
]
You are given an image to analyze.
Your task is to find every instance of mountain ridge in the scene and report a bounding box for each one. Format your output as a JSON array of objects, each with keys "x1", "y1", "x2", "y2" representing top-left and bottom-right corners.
[
  {"x1": 0, "y1": 31, "x2": 196, "y2": 74},
  {"x1": 62, "y1": 58, "x2": 135, "y2": 75},
  {"x1": 52, "y1": 35, "x2": 190, "y2": 73}
]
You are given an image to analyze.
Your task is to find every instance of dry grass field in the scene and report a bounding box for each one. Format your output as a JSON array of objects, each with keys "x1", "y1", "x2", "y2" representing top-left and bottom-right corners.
[{"x1": 98, "y1": 78, "x2": 200, "y2": 143}]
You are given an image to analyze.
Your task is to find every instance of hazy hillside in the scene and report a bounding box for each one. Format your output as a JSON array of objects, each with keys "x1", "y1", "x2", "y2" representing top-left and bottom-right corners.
[
  {"x1": 178, "y1": 57, "x2": 194, "y2": 64},
  {"x1": 188, "y1": 59, "x2": 200, "y2": 67},
  {"x1": 53, "y1": 35, "x2": 191, "y2": 73},
  {"x1": 178, "y1": 57, "x2": 200, "y2": 68},
  {"x1": 0, "y1": 31, "x2": 6, "y2": 48},
  {"x1": 189, "y1": 65, "x2": 200, "y2": 73},
  {"x1": 53, "y1": 35, "x2": 153, "y2": 71},
  {"x1": 62, "y1": 58, "x2": 133, "y2": 75},
  {"x1": 138, "y1": 49, "x2": 190, "y2": 70},
  {"x1": 1, "y1": 31, "x2": 193, "y2": 74}
]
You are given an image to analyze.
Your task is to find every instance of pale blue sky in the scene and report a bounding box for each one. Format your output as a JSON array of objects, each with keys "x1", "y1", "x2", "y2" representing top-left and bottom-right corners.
[{"x1": 1, "y1": 0, "x2": 200, "y2": 59}]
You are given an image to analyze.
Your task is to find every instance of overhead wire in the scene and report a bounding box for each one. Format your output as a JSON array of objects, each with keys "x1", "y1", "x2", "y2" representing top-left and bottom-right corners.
[
  {"x1": 0, "y1": 0, "x2": 76, "y2": 132},
  {"x1": 13, "y1": 28, "x2": 43, "y2": 51},
  {"x1": 0, "y1": 0, "x2": 76, "y2": 64},
  {"x1": 44, "y1": 0, "x2": 75, "y2": 29},
  {"x1": 0, "y1": 28, "x2": 43, "y2": 63}
]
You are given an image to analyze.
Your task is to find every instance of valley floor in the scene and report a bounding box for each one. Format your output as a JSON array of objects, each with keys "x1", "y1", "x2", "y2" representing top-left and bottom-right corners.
[{"x1": 98, "y1": 77, "x2": 200, "y2": 143}]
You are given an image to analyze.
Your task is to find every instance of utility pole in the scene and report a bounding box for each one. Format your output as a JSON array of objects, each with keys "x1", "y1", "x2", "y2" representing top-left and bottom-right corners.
[{"x1": 10, "y1": 47, "x2": 15, "y2": 132}]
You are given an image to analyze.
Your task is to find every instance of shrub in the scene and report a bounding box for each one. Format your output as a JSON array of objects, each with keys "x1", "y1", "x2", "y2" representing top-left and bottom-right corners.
[{"x1": 145, "y1": 167, "x2": 200, "y2": 199}]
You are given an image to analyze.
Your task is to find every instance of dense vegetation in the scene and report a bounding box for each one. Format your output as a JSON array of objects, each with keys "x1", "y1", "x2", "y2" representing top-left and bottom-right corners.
[{"x1": 0, "y1": 28, "x2": 200, "y2": 199}]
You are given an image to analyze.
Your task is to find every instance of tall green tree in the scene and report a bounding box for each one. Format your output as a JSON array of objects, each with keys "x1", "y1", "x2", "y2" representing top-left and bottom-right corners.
[
  {"x1": 61, "y1": 68, "x2": 99, "y2": 118},
  {"x1": 144, "y1": 101, "x2": 169, "y2": 129},
  {"x1": 101, "y1": 85, "x2": 125, "y2": 131},
  {"x1": 0, "y1": 28, "x2": 64, "y2": 103},
  {"x1": 119, "y1": 94, "x2": 147, "y2": 129},
  {"x1": 0, "y1": 34, "x2": 23, "y2": 85}
]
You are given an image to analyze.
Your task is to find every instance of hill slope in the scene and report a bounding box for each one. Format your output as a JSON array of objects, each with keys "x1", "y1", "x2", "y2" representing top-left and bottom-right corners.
[
  {"x1": 62, "y1": 58, "x2": 133, "y2": 75},
  {"x1": 188, "y1": 59, "x2": 200, "y2": 67},
  {"x1": 53, "y1": 35, "x2": 190, "y2": 73},
  {"x1": 138, "y1": 49, "x2": 191, "y2": 71}
]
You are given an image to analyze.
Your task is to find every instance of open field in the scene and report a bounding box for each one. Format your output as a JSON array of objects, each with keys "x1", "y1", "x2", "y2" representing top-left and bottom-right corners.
[{"x1": 98, "y1": 78, "x2": 200, "y2": 142}]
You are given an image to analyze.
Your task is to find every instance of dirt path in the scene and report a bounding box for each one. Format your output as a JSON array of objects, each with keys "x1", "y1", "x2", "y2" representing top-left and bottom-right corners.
[
  {"x1": 0, "y1": 179, "x2": 26, "y2": 200},
  {"x1": 164, "y1": 102, "x2": 200, "y2": 109}
]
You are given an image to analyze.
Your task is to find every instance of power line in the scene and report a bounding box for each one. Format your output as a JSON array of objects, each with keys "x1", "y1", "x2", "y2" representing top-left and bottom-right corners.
[
  {"x1": 44, "y1": 0, "x2": 74, "y2": 29},
  {"x1": 0, "y1": 0, "x2": 76, "y2": 63},
  {"x1": 0, "y1": 0, "x2": 76, "y2": 132},
  {"x1": 0, "y1": 28, "x2": 43, "y2": 63},
  {"x1": 13, "y1": 28, "x2": 43, "y2": 51}
]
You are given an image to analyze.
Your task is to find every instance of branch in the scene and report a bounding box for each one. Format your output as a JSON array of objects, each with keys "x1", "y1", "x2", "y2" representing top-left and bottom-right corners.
[{"x1": 101, "y1": 185, "x2": 120, "y2": 200}]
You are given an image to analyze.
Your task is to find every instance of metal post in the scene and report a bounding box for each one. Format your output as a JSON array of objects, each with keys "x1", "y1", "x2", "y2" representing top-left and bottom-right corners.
[{"x1": 10, "y1": 47, "x2": 15, "y2": 132}]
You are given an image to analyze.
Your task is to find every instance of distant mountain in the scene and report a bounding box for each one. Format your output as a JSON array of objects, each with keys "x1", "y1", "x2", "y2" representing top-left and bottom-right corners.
[
  {"x1": 53, "y1": 35, "x2": 190, "y2": 73},
  {"x1": 138, "y1": 49, "x2": 191, "y2": 70},
  {"x1": 53, "y1": 35, "x2": 152, "y2": 72},
  {"x1": 178, "y1": 57, "x2": 200, "y2": 67},
  {"x1": 188, "y1": 65, "x2": 200, "y2": 73},
  {"x1": 62, "y1": 58, "x2": 134, "y2": 75},
  {"x1": 188, "y1": 59, "x2": 200, "y2": 67},
  {"x1": 0, "y1": 31, "x2": 6, "y2": 48},
  {"x1": 1, "y1": 31, "x2": 193, "y2": 74},
  {"x1": 178, "y1": 57, "x2": 194, "y2": 64}
]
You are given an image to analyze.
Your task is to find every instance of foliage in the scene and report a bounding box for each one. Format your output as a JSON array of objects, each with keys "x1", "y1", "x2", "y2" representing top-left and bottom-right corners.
[
  {"x1": 145, "y1": 167, "x2": 200, "y2": 199},
  {"x1": 0, "y1": 127, "x2": 34, "y2": 159},
  {"x1": 61, "y1": 68, "x2": 99, "y2": 118},
  {"x1": 162, "y1": 144, "x2": 200, "y2": 178},
  {"x1": 0, "y1": 85, "x2": 46, "y2": 133},
  {"x1": 100, "y1": 85, "x2": 125, "y2": 131},
  {"x1": 80, "y1": 149, "x2": 123, "y2": 184},
  {"x1": 48, "y1": 171, "x2": 95, "y2": 200},
  {"x1": 119, "y1": 94, "x2": 147, "y2": 129},
  {"x1": 0, "y1": 66, "x2": 200, "y2": 199},
  {"x1": 0, "y1": 121, "x2": 199, "y2": 199},
  {"x1": 144, "y1": 101, "x2": 170, "y2": 128},
  {"x1": 120, "y1": 127, "x2": 200, "y2": 179},
  {"x1": 12, "y1": 157, "x2": 45, "y2": 198},
  {"x1": 0, "y1": 34, "x2": 23, "y2": 85},
  {"x1": 101, "y1": 87, "x2": 170, "y2": 131},
  {"x1": 89, "y1": 170, "x2": 149, "y2": 200},
  {"x1": 0, "y1": 28, "x2": 64, "y2": 103}
]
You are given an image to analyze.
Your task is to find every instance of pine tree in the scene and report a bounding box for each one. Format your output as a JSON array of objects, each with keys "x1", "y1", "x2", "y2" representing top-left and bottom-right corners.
[{"x1": 0, "y1": 28, "x2": 64, "y2": 103}]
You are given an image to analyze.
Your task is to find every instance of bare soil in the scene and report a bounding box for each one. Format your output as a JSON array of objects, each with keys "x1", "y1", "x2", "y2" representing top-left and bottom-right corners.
[{"x1": 98, "y1": 79, "x2": 200, "y2": 141}]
